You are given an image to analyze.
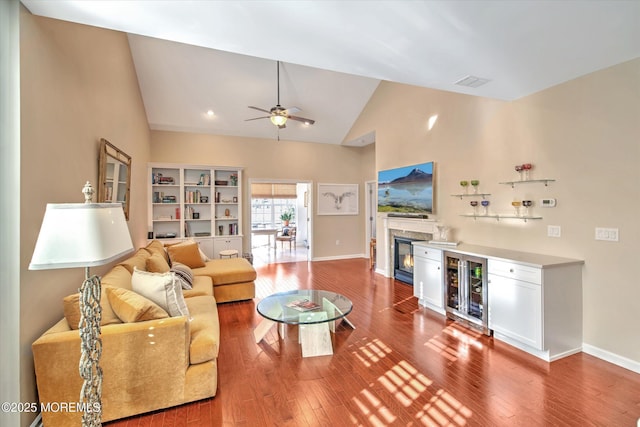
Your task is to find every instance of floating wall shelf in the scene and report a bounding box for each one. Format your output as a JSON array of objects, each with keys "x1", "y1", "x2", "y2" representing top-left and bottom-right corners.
[
  {"x1": 460, "y1": 214, "x2": 543, "y2": 223},
  {"x1": 499, "y1": 179, "x2": 555, "y2": 188},
  {"x1": 451, "y1": 193, "x2": 491, "y2": 200}
]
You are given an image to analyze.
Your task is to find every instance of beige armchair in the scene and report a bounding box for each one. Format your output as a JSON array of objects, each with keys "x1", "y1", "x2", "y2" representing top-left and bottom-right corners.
[{"x1": 276, "y1": 226, "x2": 296, "y2": 250}]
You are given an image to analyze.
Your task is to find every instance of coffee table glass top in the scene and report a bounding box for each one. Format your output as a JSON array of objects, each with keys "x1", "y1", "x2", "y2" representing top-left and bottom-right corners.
[{"x1": 257, "y1": 290, "x2": 353, "y2": 325}]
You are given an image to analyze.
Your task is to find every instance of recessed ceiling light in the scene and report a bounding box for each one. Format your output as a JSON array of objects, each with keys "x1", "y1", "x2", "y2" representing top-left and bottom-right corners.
[{"x1": 206, "y1": 110, "x2": 215, "y2": 117}]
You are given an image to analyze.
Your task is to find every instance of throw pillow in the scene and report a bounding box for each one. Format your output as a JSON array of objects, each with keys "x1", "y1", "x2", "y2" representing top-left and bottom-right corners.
[
  {"x1": 146, "y1": 252, "x2": 170, "y2": 273},
  {"x1": 166, "y1": 241, "x2": 206, "y2": 268},
  {"x1": 282, "y1": 227, "x2": 290, "y2": 236},
  {"x1": 170, "y1": 262, "x2": 194, "y2": 290},
  {"x1": 145, "y1": 239, "x2": 170, "y2": 264},
  {"x1": 131, "y1": 267, "x2": 190, "y2": 317},
  {"x1": 105, "y1": 287, "x2": 169, "y2": 323},
  {"x1": 63, "y1": 290, "x2": 122, "y2": 330}
]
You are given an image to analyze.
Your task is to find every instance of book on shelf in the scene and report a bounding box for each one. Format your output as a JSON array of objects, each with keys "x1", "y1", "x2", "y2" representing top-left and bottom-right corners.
[
  {"x1": 286, "y1": 299, "x2": 320, "y2": 312},
  {"x1": 185, "y1": 190, "x2": 201, "y2": 203}
]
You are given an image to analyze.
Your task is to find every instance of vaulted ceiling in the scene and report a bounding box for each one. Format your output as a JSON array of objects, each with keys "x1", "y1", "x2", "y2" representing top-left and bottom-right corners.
[{"x1": 21, "y1": 1, "x2": 640, "y2": 145}]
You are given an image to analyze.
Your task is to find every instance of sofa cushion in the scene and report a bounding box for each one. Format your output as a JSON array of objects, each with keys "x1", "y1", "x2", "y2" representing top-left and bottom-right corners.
[
  {"x1": 100, "y1": 265, "x2": 133, "y2": 290},
  {"x1": 63, "y1": 290, "x2": 122, "y2": 330},
  {"x1": 106, "y1": 287, "x2": 169, "y2": 323},
  {"x1": 170, "y1": 262, "x2": 193, "y2": 290},
  {"x1": 185, "y1": 296, "x2": 220, "y2": 364},
  {"x1": 119, "y1": 249, "x2": 151, "y2": 274},
  {"x1": 182, "y1": 276, "x2": 213, "y2": 298},
  {"x1": 166, "y1": 241, "x2": 206, "y2": 269},
  {"x1": 192, "y1": 258, "x2": 257, "y2": 285},
  {"x1": 131, "y1": 268, "x2": 189, "y2": 318},
  {"x1": 147, "y1": 252, "x2": 171, "y2": 273},
  {"x1": 145, "y1": 239, "x2": 170, "y2": 264}
]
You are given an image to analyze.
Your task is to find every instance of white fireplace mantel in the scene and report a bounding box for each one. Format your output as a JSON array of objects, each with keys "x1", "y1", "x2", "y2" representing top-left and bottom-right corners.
[{"x1": 377, "y1": 216, "x2": 439, "y2": 277}]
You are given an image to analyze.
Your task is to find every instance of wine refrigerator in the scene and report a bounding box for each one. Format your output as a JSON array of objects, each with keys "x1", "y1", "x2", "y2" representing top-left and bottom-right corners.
[{"x1": 443, "y1": 251, "x2": 490, "y2": 334}]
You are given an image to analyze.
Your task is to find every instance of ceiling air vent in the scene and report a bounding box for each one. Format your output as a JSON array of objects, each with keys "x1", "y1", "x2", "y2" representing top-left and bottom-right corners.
[{"x1": 455, "y1": 75, "x2": 491, "y2": 88}]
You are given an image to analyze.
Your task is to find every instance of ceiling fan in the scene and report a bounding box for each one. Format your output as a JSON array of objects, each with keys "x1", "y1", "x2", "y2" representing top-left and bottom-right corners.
[{"x1": 246, "y1": 60, "x2": 316, "y2": 129}]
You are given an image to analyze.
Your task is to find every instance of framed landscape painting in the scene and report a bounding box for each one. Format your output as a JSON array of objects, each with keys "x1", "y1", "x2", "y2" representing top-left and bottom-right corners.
[{"x1": 317, "y1": 183, "x2": 359, "y2": 215}]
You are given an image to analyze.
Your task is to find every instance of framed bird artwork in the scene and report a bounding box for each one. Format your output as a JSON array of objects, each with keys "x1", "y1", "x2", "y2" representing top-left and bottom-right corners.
[{"x1": 317, "y1": 183, "x2": 359, "y2": 215}]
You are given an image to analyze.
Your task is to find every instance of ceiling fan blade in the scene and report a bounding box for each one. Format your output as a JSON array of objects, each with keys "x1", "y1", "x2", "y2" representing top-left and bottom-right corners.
[
  {"x1": 287, "y1": 115, "x2": 315, "y2": 125},
  {"x1": 248, "y1": 106, "x2": 271, "y2": 114},
  {"x1": 245, "y1": 116, "x2": 270, "y2": 121},
  {"x1": 285, "y1": 106, "x2": 301, "y2": 114}
]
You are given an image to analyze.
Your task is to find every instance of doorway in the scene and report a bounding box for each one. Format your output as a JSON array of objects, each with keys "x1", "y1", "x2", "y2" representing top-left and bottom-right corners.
[{"x1": 249, "y1": 179, "x2": 312, "y2": 266}]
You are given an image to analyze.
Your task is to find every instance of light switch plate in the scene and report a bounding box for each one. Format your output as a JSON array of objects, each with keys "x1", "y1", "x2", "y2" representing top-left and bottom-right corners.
[
  {"x1": 547, "y1": 225, "x2": 561, "y2": 238},
  {"x1": 540, "y1": 198, "x2": 557, "y2": 207},
  {"x1": 595, "y1": 227, "x2": 619, "y2": 241}
]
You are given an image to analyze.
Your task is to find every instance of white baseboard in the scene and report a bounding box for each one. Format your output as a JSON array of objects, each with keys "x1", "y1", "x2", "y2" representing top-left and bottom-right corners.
[
  {"x1": 312, "y1": 253, "x2": 365, "y2": 262},
  {"x1": 582, "y1": 343, "x2": 640, "y2": 374}
]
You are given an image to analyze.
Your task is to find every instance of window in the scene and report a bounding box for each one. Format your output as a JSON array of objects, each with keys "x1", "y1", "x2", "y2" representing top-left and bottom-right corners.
[
  {"x1": 250, "y1": 183, "x2": 297, "y2": 228},
  {"x1": 251, "y1": 198, "x2": 296, "y2": 228}
]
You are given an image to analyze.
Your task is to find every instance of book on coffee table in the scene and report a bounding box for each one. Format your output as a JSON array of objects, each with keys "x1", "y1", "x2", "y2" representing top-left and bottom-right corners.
[{"x1": 286, "y1": 299, "x2": 320, "y2": 312}]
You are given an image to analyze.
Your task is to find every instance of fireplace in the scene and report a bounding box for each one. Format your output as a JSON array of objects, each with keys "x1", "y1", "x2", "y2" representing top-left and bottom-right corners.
[{"x1": 394, "y1": 236, "x2": 417, "y2": 285}]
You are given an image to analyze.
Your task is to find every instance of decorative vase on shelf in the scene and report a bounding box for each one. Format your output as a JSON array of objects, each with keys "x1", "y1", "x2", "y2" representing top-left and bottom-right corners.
[
  {"x1": 470, "y1": 200, "x2": 479, "y2": 216},
  {"x1": 515, "y1": 164, "x2": 523, "y2": 180},
  {"x1": 511, "y1": 201, "x2": 522, "y2": 216},
  {"x1": 460, "y1": 180, "x2": 469, "y2": 194},
  {"x1": 436, "y1": 225, "x2": 450, "y2": 241},
  {"x1": 481, "y1": 200, "x2": 490, "y2": 215}
]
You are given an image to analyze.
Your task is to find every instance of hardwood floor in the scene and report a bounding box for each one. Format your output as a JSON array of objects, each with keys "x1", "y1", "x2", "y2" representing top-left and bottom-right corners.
[{"x1": 106, "y1": 259, "x2": 640, "y2": 426}]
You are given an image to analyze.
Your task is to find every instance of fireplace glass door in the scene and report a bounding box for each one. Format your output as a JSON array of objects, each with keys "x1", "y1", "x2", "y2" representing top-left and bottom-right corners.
[{"x1": 394, "y1": 237, "x2": 415, "y2": 284}]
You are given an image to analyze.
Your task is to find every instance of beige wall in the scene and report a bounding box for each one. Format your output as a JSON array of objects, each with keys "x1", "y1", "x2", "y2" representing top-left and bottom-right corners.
[
  {"x1": 346, "y1": 58, "x2": 640, "y2": 364},
  {"x1": 150, "y1": 131, "x2": 374, "y2": 258},
  {"x1": 19, "y1": 10, "x2": 150, "y2": 424}
]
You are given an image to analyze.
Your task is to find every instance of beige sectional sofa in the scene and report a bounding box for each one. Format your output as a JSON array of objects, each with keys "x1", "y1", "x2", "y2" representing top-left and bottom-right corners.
[{"x1": 32, "y1": 240, "x2": 256, "y2": 425}]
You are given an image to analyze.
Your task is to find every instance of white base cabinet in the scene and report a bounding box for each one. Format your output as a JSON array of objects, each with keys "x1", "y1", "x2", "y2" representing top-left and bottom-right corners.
[
  {"x1": 411, "y1": 242, "x2": 583, "y2": 362},
  {"x1": 488, "y1": 259, "x2": 583, "y2": 361},
  {"x1": 412, "y1": 244, "x2": 444, "y2": 315},
  {"x1": 213, "y1": 236, "x2": 243, "y2": 258}
]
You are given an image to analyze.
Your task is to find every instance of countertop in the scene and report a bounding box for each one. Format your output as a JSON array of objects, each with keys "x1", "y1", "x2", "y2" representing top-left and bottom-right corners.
[{"x1": 412, "y1": 241, "x2": 584, "y2": 269}]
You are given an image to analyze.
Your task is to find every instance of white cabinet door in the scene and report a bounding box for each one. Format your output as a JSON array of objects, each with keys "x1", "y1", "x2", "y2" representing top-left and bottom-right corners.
[
  {"x1": 488, "y1": 274, "x2": 542, "y2": 350},
  {"x1": 414, "y1": 248, "x2": 443, "y2": 313},
  {"x1": 422, "y1": 258, "x2": 443, "y2": 309},
  {"x1": 194, "y1": 238, "x2": 214, "y2": 260},
  {"x1": 213, "y1": 236, "x2": 243, "y2": 258}
]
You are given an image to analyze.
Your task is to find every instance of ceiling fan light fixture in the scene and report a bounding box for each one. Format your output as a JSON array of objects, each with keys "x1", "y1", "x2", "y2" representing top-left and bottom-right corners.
[{"x1": 270, "y1": 114, "x2": 287, "y2": 126}]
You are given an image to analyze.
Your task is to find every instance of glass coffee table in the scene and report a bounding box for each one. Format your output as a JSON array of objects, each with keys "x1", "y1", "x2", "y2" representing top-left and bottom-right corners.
[{"x1": 254, "y1": 290, "x2": 355, "y2": 357}]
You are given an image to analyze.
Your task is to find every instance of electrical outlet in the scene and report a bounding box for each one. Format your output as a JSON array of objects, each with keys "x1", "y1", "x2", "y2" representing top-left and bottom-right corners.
[
  {"x1": 547, "y1": 225, "x2": 561, "y2": 238},
  {"x1": 595, "y1": 227, "x2": 619, "y2": 241}
]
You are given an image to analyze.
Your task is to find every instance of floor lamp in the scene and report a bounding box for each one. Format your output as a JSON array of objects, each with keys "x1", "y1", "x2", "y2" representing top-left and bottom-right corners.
[{"x1": 29, "y1": 182, "x2": 133, "y2": 426}]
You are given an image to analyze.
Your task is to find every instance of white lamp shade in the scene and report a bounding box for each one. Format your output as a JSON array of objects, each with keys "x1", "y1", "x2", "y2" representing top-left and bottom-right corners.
[{"x1": 29, "y1": 203, "x2": 134, "y2": 270}]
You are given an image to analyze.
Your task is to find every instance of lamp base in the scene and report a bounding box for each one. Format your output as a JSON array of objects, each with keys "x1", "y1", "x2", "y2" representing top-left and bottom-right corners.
[{"x1": 79, "y1": 272, "x2": 103, "y2": 426}]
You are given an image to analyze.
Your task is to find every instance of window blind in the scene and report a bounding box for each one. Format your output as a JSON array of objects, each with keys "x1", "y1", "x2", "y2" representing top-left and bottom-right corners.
[{"x1": 251, "y1": 183, "x2": 297, "y2": 199}]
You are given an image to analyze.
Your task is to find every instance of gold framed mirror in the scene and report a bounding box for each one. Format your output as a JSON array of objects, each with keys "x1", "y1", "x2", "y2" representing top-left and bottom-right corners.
[{"x1": 98, "y1": 138, "x2": 132, "y2": 220}]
